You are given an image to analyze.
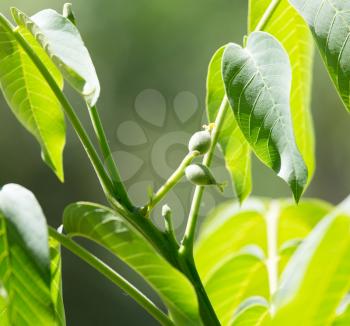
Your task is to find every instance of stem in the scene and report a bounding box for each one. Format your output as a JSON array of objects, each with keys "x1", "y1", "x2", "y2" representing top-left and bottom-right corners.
[
  {"x1": 181, "y1": 97, "x2": 228, "y2": 254},
  {"x1": 147, "y1": 150, "x2": 200, "y2": 213},
  {"x1": 177, "y1": 254, "x2": 221, "y2": 326},
  {"x1": 49, "y1": 228, "x2": 174, "y2": 326},
  {"x1": 88, "y1": 105, "x2": 133, "y2": 210},
  {"x1": 0, "y1": 17, "x2": 114, "y2": 199},
  {"x1": 254, "y1": 0, "x2": 282, "y2": 32}
]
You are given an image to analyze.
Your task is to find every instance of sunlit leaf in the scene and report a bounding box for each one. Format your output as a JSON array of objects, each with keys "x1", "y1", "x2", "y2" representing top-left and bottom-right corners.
[
  {"x1": 204, "y1": 247, "x2": 269, "y2": 325},
  {"x1": 206, "y1": 46, "x2": 251, "y2": 203},
  {"x1": 273, "y1": 197, "x2": 350, "y2": 325},
  {"x1": 50, "y1": 235, "x2": 65, "y2": 325},
  {"x1": 195, "y1": 198, "x2": 331, "y2": 325},
  {"x1": 0, "y1": 16, "x2": 65, "y2": 181},
  {"x1": 0, "y1": 184, "x2": 64, "y2": 325},
  {"x1": 12, "y1": 7, "x2": 100, "y2": 106},
  {"x1": 222, "y1": 32, "x2": 308, "y2": 202},
  {"x1": 289, "y1": 0, "x2": 350, "y2": 112},
  {"x1": 230, "y1": 296, "x2": 271, "y2": 326},
  {"x1": 249, "y1": 0, "x2": 315, "y2": 184},
  {"x1": 63, "y1": 202, "x2": 201, "y2": 325}
]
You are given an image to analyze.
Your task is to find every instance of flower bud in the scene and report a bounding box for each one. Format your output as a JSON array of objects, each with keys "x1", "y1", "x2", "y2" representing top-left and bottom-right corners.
[
  {"x1": 188, "y1": 130, "x2": 211, "y2": 154},
  {"x1": 185, "y1": 163, "x2": 224, "y2": 192}
]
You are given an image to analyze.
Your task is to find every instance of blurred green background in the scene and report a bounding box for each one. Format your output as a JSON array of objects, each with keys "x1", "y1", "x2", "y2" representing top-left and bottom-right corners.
[{"x1": 0, "y1": 0, "x2": 349, "y2": 325}]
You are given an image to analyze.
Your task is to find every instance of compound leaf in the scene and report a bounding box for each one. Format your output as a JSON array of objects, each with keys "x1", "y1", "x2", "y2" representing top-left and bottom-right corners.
[
  {"x1": 222, "y1": 32, "x2": 307, "y2": 202},
  {"x1": 63, "y1": 202, "x2": 201, "y2": 325},
  {"x1": 12, "y1": 7, "x2": 100, "y2": 107}
]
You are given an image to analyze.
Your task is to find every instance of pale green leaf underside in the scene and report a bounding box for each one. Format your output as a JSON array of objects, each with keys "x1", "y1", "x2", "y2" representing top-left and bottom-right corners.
[
  {"x1": 207, "y1": 46, "x2": 252, "y2": 203},
  {"x1": 63, "y1": 202, "x2": 201, "y2": 325},
  {"x1": 12, "y1": 8, "x2": 100, "y2": 107},
  {"x1": 273, "y1": 197, "x2": 350, "y2": 326},
  {"x1": 230, "y1": 297, "x2": 271, "y2": 326},
  {"x1": 0, "y1": 184, "x2": 63, "y2": 325},
  {"x1": 222, "y1": 32, "x2": 308, "y2": 202},
  {"x1": 289, "y1": 0, "x2": 350, "y2": 112},
  {"x1": 0, "y1": 19, "x2": 65, "y2": 181},
  {"x1": 249, "y1": 0, "x2": 315, "y2": 185}
]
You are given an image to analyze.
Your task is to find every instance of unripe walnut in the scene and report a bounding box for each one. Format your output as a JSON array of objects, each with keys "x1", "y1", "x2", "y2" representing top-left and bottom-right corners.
[
  {"x1": 185, "y1": 163, "x2": 224, "y2": 192},
  {"x1": 188, "y1": 131, "x2": 211, "y2": 154}
]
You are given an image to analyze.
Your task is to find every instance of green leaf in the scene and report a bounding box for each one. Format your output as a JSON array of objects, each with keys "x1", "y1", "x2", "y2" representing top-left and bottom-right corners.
[
  {"x1": 248, "y1": 0, "x2": 315, "y2": 184},
  {"x1": 230, "y1": 296, "x2": 271, "y2": 326},
  {"x1": 0, "y1": 17, "x2": 65, "y2": 181},
  {"x1": 222, "y1": 32, "x2": 308, "y2": 202},
  {"x1": 289, "y1": 0, "x2": 350, "y2": 112},
  {"x1": 204, "y1": 247, "x2": 269, "y2": 325},
  {"x1": 12, "y1": 7, "x2": 100, "y2": 107},
  {"x1": 333, "y1": 297, "x2": 350, "y2": 326},
  {"x1": 0, "y1": 184, "x2": 64, "y2": 325},
  {"x1": 272, "y1": 197, "x2": 350, "y2": 326},
  {"x1": 195, "y1": 198, "x2": 331, "y2": 324},
  {"x1": 63, "y1": 202, "x2": 201, "y2": 325},
  {"x1": 206, "y1": 46, "x2": 252, "y2": 203},
  {"x1": 50, "y1": 234, "x2": 65, "y2": 326},
  {"x1": 0, "y1": 286, "x2": 9, "y2": 325}
]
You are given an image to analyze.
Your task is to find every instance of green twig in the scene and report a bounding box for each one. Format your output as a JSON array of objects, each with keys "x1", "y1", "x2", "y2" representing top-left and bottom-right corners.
[
  {"x1": 146, "y1": 150, "x2": 200, "y2": 214},
  {"x1": 181, "y1": 96, "x2": 228, "y2": 255},
  {"x1": 88, "y1": 105, "x2": 133, "y2": 210},
  {"x1": 49, "y1": 228, "x2": 174, "y2": 326}
]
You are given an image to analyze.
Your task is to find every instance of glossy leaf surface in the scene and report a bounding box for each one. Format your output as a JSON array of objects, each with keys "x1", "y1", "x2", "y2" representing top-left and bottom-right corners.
[
  {"x1": 223, "y1": 32, "x2": 308, "y2": 201},
  {"x1": 249, "y1": 0, "x2": 315, "y2": 184}
]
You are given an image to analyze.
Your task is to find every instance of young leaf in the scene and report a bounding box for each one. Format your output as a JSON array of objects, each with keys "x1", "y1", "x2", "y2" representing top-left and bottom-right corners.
[
  {"x1": 204, "y1": 248, "x2": 269, "y2": 325},
  {"x1": 206, "y1": 46, "x2": 252, "y2": 203},
  {"x1": 0, "y1": 17, "x2": 66, "y2": 181},
  {"x1": 222, "y1": 32, "x2": 308, "y2": 202},
  {"x1": 63, "y1": 202, "x2": 201, "y2": 325},
  {"x1": 249, "y1": 0, "x2": 315, "y2": 184},
  {"x1": 0, "y1": 184, "x2": 64, "y2": 325},
  {"x1": 272, "y1": 197, "x2": 350, "y2": 325},
  {"x1": 230, "y1": 296, "x2": 271, "y2": 326},
  {"x1": 12, "y1": 7, "x2": 100, "y2": 107},
  {"x1": 289, "y1": 0, "x2": 350, "y2": 112}
]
